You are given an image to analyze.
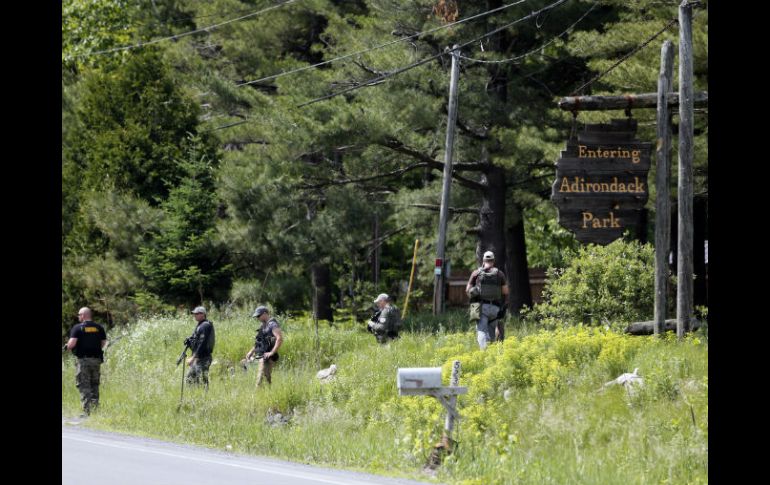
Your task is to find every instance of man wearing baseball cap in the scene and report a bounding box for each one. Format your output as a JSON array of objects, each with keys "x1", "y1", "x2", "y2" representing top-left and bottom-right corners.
[
  {"x1": 466, "y1": 250, "x2": 509, "y2": 349},
  {"x1": 186, "y1": 306, "x2": 215, "y2": 388},
  {"x1": 367, "y1": 293, "x2": 402, "y2": 344},
  {"x1": 242, "y1": 306, "x2": 283, "y2": 387}
]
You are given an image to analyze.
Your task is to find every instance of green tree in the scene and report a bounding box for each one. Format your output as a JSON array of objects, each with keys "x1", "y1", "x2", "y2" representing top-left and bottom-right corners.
[{"x1": 137, "y1": 137, "x2": 232, "y2": 306}]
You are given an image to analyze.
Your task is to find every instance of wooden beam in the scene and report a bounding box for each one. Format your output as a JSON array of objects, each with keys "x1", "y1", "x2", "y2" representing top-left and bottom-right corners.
[
  {"x1": 557, "y1": 91, "x2": 707, "y2": 111},
  {"x1": 625, "y1": 318, "x2": 701, "y2": 335}
]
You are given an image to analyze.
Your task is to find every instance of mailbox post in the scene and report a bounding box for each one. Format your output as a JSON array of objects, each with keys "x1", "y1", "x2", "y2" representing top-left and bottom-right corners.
[{"x1": 397, "y1": 360, "x2": 467, "y2": 461}]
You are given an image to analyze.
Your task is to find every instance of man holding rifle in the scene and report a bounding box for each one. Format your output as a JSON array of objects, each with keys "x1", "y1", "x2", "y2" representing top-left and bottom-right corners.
[
  {"x1": 242, "y1": 306, "x2": 283, "y2": 387},
  {"x1": 185, "y1": 306, "x2": 215, "y2": 389}
]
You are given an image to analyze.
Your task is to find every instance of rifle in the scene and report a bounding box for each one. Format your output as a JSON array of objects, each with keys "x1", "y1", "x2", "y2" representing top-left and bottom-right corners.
[
  {"x1": 176, "y1": 333, "x2": 196, "y2": 412},
  {"x1": 176, "y1": 335, "x2": 196, "y2": 366},
  {"x1": 254, "y1": 331, "x2": 276, "y2": 359},
  {"x1": 367, "y1": 309, "x2": 382, "y2": 334}
]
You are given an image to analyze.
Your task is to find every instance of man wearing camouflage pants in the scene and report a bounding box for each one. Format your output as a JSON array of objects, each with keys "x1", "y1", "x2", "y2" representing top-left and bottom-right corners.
[
  {"x1": 186, "y1": 306, "x2": 216, "y2": 389},
  {"x1": 65, "y1": 307, "x2": 108, "y2": 416}
]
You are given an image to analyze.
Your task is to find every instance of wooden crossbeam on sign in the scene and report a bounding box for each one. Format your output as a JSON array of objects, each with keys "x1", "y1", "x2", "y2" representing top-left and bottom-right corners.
[{"x1": 557, "y1": 91, "x2": 708, "y2": 111}]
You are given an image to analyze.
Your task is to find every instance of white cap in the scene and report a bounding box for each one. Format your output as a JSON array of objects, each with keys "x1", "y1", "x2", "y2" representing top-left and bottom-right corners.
[
  {"x1": 192, "y1": 306, "x2": 207, "y2": 315},
  {"x1": 373, "y1": 293, "x2": 389, "y2": 303},
  {"x1": 483, "y1": 251, "x2": 495, "y2": 261}
]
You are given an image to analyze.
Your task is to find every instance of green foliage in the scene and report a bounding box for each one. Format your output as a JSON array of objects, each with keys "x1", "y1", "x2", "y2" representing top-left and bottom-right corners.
[
  {"x1": 61, "y1": 1, "x2": 708, "y2": 345},
  {"x1": 525, "y1": 240, "x2": 658, "y2": 328},
  {"x1": 62, "y1": 49, "x2": 213, "y2": 332},
  {"x1": 524, "y1": 201, "x2": 580, "y2": 269},
  {"x1": 62, "y1": 252, "x2": 142, "y2": 329},
  {"x1": 62, "y1": 0, "x2": 139, "y2": 72},
  {"x1": 137, "y1": 136, "x2": 232, "y2": 306},
  {"x1": 64, "y1": 48, "x2": 201, "y2": 201}
]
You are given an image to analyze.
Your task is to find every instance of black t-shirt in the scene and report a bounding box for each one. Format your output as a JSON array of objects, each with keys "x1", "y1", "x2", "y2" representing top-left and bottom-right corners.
[
  {"x1": 69, "y1": 321, "x2": 107, "y2": 361},
  {"x1": 192, "y1": 320, "x2": 215, "y2": 360}
]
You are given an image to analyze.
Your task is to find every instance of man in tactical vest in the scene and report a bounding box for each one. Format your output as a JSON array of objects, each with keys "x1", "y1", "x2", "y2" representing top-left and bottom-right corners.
[
  {"x1": 243, "y1": 306, "x2": 283, "y2": 387},
  {"x1": 65, "y1": 307, "x2": 108, "y2": 416},
  {"x1": 186, "y1": 306, "x2": 215, "y2": 388},
  {"x1": 367, "y1": 293, "x2": 402, "y2": 344},
  {"x1": 466, "y1": 251, "x2": 509, "y2": 349}
]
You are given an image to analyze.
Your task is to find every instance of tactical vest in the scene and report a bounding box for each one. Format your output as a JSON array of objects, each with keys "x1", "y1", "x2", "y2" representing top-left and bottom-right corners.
[
  {"x1": 476, "y1": 267, "x2": 502, "y2": 302},
  {"x1": 255, "y1": 319, "x2": 278, "y2": 355}
]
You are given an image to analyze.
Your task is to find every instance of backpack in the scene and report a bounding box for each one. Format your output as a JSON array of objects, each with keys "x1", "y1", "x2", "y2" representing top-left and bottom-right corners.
[
  {"x1": 476, "y1": 267, "x2": 502, "y2": 301},
  {"x1": 387, "y1": 306, "x2": 402, "y2": 332}
]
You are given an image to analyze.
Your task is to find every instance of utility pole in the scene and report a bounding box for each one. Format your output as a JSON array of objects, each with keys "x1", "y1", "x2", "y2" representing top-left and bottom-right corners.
[
  {"x1": 654, "y1": 40, "x2": 674, "y2": 336},
  {"x1": 433, "y1": 45, "x2": 461, "y2": 316},
  {"x1": 677, "y1": 0, "x2": 695, "y2": 339}
]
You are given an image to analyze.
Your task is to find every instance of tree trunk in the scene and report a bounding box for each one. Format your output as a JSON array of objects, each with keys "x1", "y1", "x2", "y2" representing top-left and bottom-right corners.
[
  {"x1": 372, "y1": 214, "x2": 380, "y2": 287},
  {"x1": 312, "y1": 263, "x2": 333, "y2": 322},
  {"x1": 476, "y1": 165, "x2": 508, "y2": 271},
  {"x1": 474, "y1": 0, "x2": 510, "y2": 284},
  {"x1": 505, "y1": 207, "x2": 532, "y2": 317}
]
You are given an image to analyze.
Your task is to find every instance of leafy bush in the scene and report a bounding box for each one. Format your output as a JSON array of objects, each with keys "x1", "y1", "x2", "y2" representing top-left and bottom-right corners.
[{"x1": 525, "y1": 240, "x2": 659, "y2": 328}]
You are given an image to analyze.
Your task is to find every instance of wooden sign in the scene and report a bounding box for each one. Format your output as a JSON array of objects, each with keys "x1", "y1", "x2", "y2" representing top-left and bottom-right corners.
[{"x1": 552, "y1": 119, "x2": 652, "y2": 245}]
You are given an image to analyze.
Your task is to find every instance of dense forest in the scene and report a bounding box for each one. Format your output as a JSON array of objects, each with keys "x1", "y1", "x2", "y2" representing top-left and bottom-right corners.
[{"x1": 61, "y1": 0, "x2": 708, "y2": 334}]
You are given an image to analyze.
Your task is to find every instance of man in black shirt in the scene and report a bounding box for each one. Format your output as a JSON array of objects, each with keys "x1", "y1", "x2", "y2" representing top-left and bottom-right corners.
[
  {"x1": 65, "y1": 307, "x2": 107, "y2": 416},
  {"x1": 242, "y1": 306, "x2": 283, "y2": 387},
  {"x1": 186, "y1": 306, "x2": 215, "y2": 389}
]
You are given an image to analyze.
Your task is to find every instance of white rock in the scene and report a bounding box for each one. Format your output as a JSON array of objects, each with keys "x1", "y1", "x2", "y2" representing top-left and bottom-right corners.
[
  {"x1": 316, "y1": 364, "x2": 338, "y2": 381},
  {"x1": 603, "y1": 368, "x2": 644, "y2": 390}
]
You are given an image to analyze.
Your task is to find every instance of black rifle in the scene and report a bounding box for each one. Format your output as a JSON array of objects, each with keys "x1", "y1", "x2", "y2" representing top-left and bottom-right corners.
[
  {"x1": 254, "y1": 331, "x2": 276, "y2": 359},
  {"x1": 176, "y1": 335, "x2": 196, "y2": 366},
  {"x1": 367, "y1": 309, "x2": 382, "y2": 334},
  {"x1": 176, "y1": 333, "x2": 197, "y2": 412}
]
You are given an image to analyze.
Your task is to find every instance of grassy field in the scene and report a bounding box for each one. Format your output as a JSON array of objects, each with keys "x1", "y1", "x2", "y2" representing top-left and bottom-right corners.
[{"x1": 62, "y1": 310, "x2": 708, "y2": 485}]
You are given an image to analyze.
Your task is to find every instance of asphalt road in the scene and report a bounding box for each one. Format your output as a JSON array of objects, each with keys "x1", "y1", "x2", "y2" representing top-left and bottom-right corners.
[{"x1": 62, "y1": 424, "x2": 437, "y2": 485}]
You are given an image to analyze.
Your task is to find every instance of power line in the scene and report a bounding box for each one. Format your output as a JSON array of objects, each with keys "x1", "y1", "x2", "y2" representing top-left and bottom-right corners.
[
  {"x1": 78, "y1": 0, "x2": 300, "y2": 58},
  {"x1": 235, "y1": 0, "x2": 533, "y2": 88},
  {"x1": 297, "y1": 0, "x2": 571, "y2": 108},
  {"x1": 570, "y1": 17, "x2": 678, "y2": 95},
  {"x1": 458, "y1": 1, "x2": 597, "y2": 64}
]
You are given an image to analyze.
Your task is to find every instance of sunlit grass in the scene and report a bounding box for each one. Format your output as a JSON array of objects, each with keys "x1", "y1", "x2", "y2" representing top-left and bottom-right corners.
[{"x1": 62, "y1": 310, "x2": 707, "y2": 484}]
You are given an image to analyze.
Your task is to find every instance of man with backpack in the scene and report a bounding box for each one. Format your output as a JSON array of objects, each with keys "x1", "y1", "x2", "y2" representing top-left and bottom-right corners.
[
  {"x1": 466, "y1": 251, "x2": 509, "y2": 349},
  {"x1": 367, "y1": 293, "x2": 402, "y2": 344}
]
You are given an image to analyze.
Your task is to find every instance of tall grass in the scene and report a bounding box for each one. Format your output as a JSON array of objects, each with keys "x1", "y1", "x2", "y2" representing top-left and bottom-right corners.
[{"x1": 62, "y1": 311, "x2": 707, "y2": 484}]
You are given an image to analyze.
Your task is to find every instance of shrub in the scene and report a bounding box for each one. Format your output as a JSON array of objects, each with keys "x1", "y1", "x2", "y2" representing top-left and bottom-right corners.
[{"x1": 525, "y1": 240, "x2": 659, "y2": 328}]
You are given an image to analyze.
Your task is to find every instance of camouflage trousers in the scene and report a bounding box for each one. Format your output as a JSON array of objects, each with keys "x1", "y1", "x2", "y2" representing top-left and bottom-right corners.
[
  {"x1": 475, "y1": 303, "x2": 501, "y2": 350},
  {"x1": 374, "y1": 331, "x2": 399, "y2": 344},
  {"x1": 256, "y1": 355, "x2": 279, "y2": 387},
  {"x1": 75, "y1": 358, "x2": 102, "y2": 414},
  {"x1": 186, "y1": 357, "x2": 212, "y2": 389}
]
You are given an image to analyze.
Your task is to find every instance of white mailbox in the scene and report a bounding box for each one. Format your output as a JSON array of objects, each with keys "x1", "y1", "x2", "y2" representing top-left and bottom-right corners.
[{"x1": 397, "y1": 367, "x2": 443, "y2": 395}]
